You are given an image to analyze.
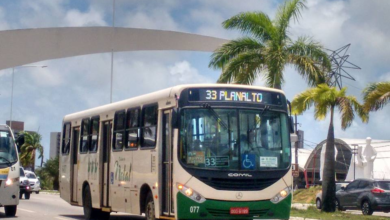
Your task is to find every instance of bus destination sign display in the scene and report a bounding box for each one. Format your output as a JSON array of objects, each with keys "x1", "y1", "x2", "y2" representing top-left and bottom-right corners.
[{"x1": 188, "y1": 88, "x2": 282, "y2": 105}]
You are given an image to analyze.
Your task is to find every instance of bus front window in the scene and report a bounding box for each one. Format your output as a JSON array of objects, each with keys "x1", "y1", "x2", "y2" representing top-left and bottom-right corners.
[
  {"x1": 0, "y1": 131, "x2": 18, "y2": 167},
  {"x1": 179, "y1": 108, "x2": 290, "y2": 171}
]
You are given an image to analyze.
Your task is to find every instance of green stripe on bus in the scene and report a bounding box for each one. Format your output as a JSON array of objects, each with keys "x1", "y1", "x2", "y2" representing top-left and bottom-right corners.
[{"x1": 177, "y1": 192, "x2": 291, "y2": 219}]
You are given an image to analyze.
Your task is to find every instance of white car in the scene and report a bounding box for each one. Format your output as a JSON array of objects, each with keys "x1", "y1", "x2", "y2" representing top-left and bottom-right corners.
[{"x1": 24, "y1": 171, "x2": 41, "y2": 194}]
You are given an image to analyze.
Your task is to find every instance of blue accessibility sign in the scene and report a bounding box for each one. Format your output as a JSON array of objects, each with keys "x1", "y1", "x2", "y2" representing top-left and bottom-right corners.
[{"x1": 241, "y1": 154, "x2": 255, "y2": 170}]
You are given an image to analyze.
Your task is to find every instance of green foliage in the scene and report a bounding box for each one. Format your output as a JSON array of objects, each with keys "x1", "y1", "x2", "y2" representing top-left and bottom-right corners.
[
  {"x1": 35, "y1": 156, "x2": 59, "y2": 190},
  {"x1": 363, "y1": 81, "x2": 390, "y2": 111},
  {"x1": 20, "y1": 132, "x2": 44, "y2": 171},
  {"x1": 209, "y1": 0, "x2": 331, "y2": 88},
  {"x1": 292, "y1": 84, "x2": 368, "y2": 130},
  {"x1": 293, "y1": 186, "x2": 322, "y2": 204}
]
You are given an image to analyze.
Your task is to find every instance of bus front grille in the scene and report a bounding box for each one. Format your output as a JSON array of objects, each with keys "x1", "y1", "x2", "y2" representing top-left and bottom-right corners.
[
  {"x1": 206, "y1": 208, "x2": 269, "y2": 218},
  {"x1": 197, "y1": 177, "x2": 279, "y2": 191}
]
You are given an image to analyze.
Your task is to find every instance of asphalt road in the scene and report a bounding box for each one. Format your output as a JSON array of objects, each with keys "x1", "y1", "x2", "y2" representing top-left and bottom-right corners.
[
  {"x1": 0, "y1": 193, "x2": 145, "y2": 220},
  {"x1": 1, "y1": 193, "x2": 389, "y2": 220}
]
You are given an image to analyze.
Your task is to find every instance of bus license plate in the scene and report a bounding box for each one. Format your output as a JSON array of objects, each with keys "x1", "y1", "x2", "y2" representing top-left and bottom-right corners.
[{"x1": 230, "y1": 207, "x2": 249, "y2": 215}]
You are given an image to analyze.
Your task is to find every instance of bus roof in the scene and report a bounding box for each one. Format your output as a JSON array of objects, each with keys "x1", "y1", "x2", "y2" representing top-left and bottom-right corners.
[{"x1": 63, "y1": 84, "x2": 285, "y2": 122}]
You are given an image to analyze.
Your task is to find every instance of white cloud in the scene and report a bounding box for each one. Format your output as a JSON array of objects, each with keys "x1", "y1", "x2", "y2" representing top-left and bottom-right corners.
[{"x1": 64, "y1": 8, "x2": 107, "y2": 26}]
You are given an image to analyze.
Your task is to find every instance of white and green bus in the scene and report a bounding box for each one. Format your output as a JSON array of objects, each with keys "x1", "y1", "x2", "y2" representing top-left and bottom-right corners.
[
  {"x1": 60, "y1": 84, "x2": 293, "y2": 220},
  {"x1": 0, "y1": 124, "x2": 20, "y2": 217}
]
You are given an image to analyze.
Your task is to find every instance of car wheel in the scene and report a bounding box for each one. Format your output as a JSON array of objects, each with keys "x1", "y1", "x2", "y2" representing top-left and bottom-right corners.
[
  {"x1": 145, "y1": 193, "x2": 155, "y2": 220},
  {"x1": 316, "y1": 199, "x2": 322, "y2": 209},
  {"x1": 25, "y1": 192, "x2": 30, "y2": 200},
  {"x1": 362, "y1": 200, "x2": 374, "y2": 215},
  {"x1": 4, "y1": 205, "x2": 17, "y2": 217},
  {"x1": 36, "y1": 191, "x2": 39, "y2": 194}
]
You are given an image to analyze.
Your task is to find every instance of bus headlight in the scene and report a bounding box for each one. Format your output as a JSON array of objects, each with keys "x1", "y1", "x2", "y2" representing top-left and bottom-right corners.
[
  {"x1": 270, "y1": 186, "x2": 291, "y2": 204},
  {"x1": 5, "y1": 178, "x2": 13, "y2": 186},
  {"x1": 177, "y1": 183, "x2": 206, "y2": 203}
]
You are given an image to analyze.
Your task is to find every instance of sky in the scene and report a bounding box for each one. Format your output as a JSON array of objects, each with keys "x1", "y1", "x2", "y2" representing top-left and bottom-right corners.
[{"x1": 0, "y1": 0, "x2": 389, "y2": 166}]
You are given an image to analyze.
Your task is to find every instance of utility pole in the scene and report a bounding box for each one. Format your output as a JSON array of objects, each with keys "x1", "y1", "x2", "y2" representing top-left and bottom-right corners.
[{"x1": 294, "y1": 114, "x2": 299, "y2": 165}]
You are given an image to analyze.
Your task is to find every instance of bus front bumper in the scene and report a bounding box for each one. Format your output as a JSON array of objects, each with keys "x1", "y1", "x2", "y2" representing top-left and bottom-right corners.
[{"x1": 177, "y1": 192, "x2": 291, "y2": 220}]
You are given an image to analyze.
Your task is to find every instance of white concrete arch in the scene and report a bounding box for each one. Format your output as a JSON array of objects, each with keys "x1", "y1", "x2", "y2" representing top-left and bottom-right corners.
[{"x1": 0, "y1": 27, "x2": 229, "y2": 71}]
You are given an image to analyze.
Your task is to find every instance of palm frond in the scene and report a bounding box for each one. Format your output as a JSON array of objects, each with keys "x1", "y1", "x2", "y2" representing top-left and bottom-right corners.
[
  {"x1": 264, "y1": 47, "x2": 285, "y2": 88},
  {"x1": 291, "y1": 88, "x2": 316, "y2": 114},
  {"x1": 347, "y1": 96, "x2": 369, "y2": 123},
  {"x1": 223, "y1": 11, "x2": 276, "y2": 42},
  {"x1": 217, "y1": 52, "x2": 265, "y2": 84},
  {"x1": 337, "y1": 97, "x2": 355, "y2": 130},
  {"x1": 363, "y1": 82, "x2": 390, "y2": 111},
  {"x1": 275, "y1": 0, "x2": 307, "y2": 42},
  {"x1": 314, "y1": 102, "x2": 328, "y2": 120},
  {"x1": 209, "y1": 37, "x2": 264, "y2": 69}
]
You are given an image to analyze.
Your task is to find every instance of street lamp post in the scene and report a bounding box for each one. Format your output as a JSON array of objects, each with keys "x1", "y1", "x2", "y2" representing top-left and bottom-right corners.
[{"x1": 9, "y1": 65, "x2": 47, "y2": 130}]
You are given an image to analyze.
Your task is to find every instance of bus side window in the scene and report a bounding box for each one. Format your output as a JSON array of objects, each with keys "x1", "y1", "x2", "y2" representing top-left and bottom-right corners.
[
  {"x1": 80, "y1": 118, "x2": 90, "y2": 153},
  {"x1": 125, "y1": 108, "x2": 140, "y2": 150},
  {"x1": 113, "y1": 110, "x2": 126, "y2": 151},
  {"x1": 141, "y1": 104, "x2": 158, "y2": 148},
  {"x1": 62, "y1": 123, "x2": 71, "y2": 155},
  {"x1": 90, "y1": 116, "x2": 100, "y2": 153}
]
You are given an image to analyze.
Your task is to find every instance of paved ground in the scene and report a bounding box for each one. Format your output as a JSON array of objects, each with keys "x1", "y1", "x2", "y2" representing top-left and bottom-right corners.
[
  {"x1": 292, "y1": 203, "x2": 390, "y2": 218},
  {"x1": 0, "y1": 193, "x2": 144, "y2": 220},
  {"x1": 1, "y1": 194, "x2": 389, "y2": 220}
]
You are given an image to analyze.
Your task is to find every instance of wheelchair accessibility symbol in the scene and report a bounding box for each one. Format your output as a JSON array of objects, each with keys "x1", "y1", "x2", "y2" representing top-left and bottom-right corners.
[{"x1": 241, "y1": 154, "x2": 255, "y2": 170}]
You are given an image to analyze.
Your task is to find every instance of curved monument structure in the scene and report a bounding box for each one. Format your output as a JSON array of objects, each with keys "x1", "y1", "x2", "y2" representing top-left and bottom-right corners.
[{"x1": 0, "y1": 27, "x2": 229, "y2": 71}]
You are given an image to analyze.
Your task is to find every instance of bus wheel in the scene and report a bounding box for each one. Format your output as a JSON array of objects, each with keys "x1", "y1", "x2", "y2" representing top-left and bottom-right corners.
[
  {"x1": 145, "y1": 193, "x2": 156, "y2": 220},
  {"x1": 5, "y1": 205, "x2": 17, "y2": 217},
  {"x1": 25, "y1": 192, "x2": 30, "y2": 200},
  {"x1": 83, "y1": 185, "x2": 100, "y2": 220}
]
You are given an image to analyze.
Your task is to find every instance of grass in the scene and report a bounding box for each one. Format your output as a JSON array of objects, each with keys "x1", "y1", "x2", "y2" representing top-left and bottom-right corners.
[
  {"x1": 293, "y1": 185, "x2": 322, "y2": 204},
  {"x1": 291, "y1": 206, "x2": 389, "y2": 220}
]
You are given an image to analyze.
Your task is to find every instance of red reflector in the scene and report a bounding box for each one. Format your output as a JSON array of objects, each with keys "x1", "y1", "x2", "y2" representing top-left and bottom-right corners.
[
  {"x1": 230, "y1": 207, "x2": 249, "y2": 215},
  {"x1": 371, "y1": 188, "x2": 385, "y2": 194}
]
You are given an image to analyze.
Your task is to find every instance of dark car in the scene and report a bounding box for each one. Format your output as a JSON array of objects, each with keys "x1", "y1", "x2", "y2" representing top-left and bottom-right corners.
[
  {"x1": 336, "y1": 178, "x2": 390, "y2": 215},
  {"x1": 316, "y1": 182, "x2": 348, "y2": 209},
  {"x1": 19, "y1": 167, "x2": 31, "y2": 199}
]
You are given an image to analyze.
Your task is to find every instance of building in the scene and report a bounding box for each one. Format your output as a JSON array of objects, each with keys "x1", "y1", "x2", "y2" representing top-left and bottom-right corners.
[
  {"x1": 292, "y1": 138, "x2": 390, "y2": 188},
  {"x1": 6, "y1": 120, "x2": 24, "y2": 136},
  {"x1": 49, "y1": 132, "x2": 61, "y2": 159}
]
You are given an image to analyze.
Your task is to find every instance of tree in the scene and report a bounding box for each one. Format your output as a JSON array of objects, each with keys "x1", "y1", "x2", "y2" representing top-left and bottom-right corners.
[
  {"x1": 363, "y1": 81, "x2": 390, "y2": 111},
  {"x1": 20, "y1": 132, "x2": 43, "y2": 172},
  {"x1": 209, "y1": 0, "x2": 331, "y2": 89},
  {"x1": 291, "y1": 84, "x2": 368, "y2": 212},
  {"x1": 35, "y1": 156, "x2": 59, "y2": 190}
]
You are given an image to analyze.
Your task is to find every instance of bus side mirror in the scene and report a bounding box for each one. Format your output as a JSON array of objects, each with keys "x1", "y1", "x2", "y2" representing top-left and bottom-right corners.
[
  {"x1": 172, "y1": 108, "x2": 180, "y2": 129},
  {"x1": 289, "y1": 116, "x2": 294, "y2": 134}
]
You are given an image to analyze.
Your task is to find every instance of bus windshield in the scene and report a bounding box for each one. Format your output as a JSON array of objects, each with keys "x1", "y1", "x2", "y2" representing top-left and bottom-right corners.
[
  {"x1": 179, "y1": 108, "x2": 290, "y2": 171},
  {"x1": 0, "y1": 130, "x2": 18, "y2": 166}
]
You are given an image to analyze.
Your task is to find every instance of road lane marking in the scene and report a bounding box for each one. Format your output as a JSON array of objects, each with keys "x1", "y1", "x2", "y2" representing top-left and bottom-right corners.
[
  {"x1": 55, "y1": 217, "x2": 69, "y2": 220},
  {"x1": 18, "y1": 208, "x2": 35, "y2": 213}
]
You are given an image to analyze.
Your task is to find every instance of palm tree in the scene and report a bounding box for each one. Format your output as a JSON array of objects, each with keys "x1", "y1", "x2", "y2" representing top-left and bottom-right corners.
[
  {"x1": 20, "y1": 132, "x2": 43, "y2": 172},
  {"x1": 291, "y1": 84, "x2": 368, "y2": 212},
  {"x1": 209, "y1": 0, "x2": 331, "y2": 89},
  {"x1": 363, "y1": 81, "x2": 390, "y2": 111}
]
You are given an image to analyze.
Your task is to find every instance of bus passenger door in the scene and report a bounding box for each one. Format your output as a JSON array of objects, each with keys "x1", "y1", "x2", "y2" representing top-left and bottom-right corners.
[
  {"x1": 161, "y1": 110, "x2": 174, "y2": 216},
  {"x1": 71, "y1": 127, "x2": 80, "y2": 203},
  {"x1": 101, "y1": 121, "x2": 112, "y2": 207}
]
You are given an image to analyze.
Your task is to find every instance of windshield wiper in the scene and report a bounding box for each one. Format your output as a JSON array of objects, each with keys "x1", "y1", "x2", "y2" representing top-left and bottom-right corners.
[
  {"x1": 0, "y1": 156, "x2": 12, "y2": 166},
  {"x1": 201, "y1": 103, "x2": 230, "y2": 132},
  {"x1": 260, "y1": 105, "x2": 270, "y2": 115}
]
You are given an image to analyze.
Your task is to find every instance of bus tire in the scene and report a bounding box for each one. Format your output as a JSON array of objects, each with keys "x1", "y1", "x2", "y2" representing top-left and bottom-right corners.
[
  {"x1": 82, "y1": 185, "x2": 100, "y2": 220},
  {"x1": 25, "y1": 192, "x2": 30, "y2": 200},
  {"x1": 5, "y1": 205, "x2": 17, "y2": 217},
  {"x1": 145, "y1": 193, "x2": 156, "y2": 220}
]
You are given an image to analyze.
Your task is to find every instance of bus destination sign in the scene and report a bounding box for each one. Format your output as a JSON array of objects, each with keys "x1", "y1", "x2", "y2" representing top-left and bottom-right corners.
[{"x1": 188, "y1": 88, "x2": 282, "y2": 105}]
